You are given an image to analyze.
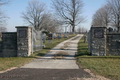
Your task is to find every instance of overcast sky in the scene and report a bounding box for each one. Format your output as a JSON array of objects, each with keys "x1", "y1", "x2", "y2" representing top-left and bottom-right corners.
[{"x1": 3, "y1": 0, "x2": 106, "y2": 32}]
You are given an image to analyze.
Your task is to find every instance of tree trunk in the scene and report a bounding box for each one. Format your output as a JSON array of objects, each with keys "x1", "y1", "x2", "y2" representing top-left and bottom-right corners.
[
  {"x1": 72, "y1": 24, "x2": 75, "y2": 34},
  {"x1": 117, "y1": 15, "x2": 120, "y2": 33},
  {"x1": 72, "y1": 0, "x2": 75, "y2": 34},
  {"x1": 118, "y1": 27, "x2": 120, "y2": 33},
  {"x1": 72, "y1": 27, "x2": 74, "y2": 32}
]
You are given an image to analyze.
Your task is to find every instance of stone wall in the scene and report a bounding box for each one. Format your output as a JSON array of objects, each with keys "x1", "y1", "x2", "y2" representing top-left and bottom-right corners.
[
  {"x1": 0, "y1": 26, "x2": 43, "y2": 57},
  {"x1": 2, "y1": 32, "x2": 17, "y2": 57},
  {"x1": 106, "y1": 33, "x2": 120, "y2": 55},
  {"x1": 88, "y1": 30, "x2": 92, "y2": 53},
  {"x1": 88, "y1": 27, "x2": 120, "y2": 56},
  {"x1": 16, "y1": 26, "x2": 42, "y2": 57},
  {"x1": 0, "y1": 41, "x2": 2, "y2": 57},
  {"x1": 88, "y1": 27, "x2": 106, "y2": 56},
  {"x1": 0, "y1": 33, "x2": 2, "y2": 40},
  {"x1": 0, "y1": 41, "x2": 2, "y2": 52}
]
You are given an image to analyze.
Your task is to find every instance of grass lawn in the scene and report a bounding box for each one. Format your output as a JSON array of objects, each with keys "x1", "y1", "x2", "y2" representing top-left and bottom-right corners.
[
  {"x1": 77, "y1": 36, "x2": 120, "y2": 80},
  {"x1": 0, "y1": 35, "x2": 75, "y2": 71},
  {"x1": 0, "y1": 57, "x2": 33, "y2": 71}
]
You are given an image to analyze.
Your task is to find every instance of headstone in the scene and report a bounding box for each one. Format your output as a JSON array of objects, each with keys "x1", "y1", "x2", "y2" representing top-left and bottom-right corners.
[
  {"x1": 58, "y1": 33, "x2": 61, "y2": 39},
  {"x1": 108, "y1": 27, "x2": 113, "y2": 32},
  {"x1": 42, "y1": 33, "x2": 46, "y2": 43},
  {"x1": 53, "y1": 33, "x2": 56, "y2": 39},
  {"x1": 64, "y1": 33, "x2": 68, "y2": 38},
  {"x1": 48, "y1": 33, "x2": 53, "y2": 43}
]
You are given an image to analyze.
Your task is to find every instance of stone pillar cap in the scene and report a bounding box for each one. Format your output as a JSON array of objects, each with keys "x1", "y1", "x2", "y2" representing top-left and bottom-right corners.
[{"x1": 15, "y1": 26, "x2": 32, "y2": 28}]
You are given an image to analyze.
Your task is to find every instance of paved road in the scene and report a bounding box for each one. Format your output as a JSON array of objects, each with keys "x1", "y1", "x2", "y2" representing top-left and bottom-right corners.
[
  {"x1": 0, "y1": 68, "x2": 92, "y2": 80},
  {"x1": 0, "y1": 34, "x2": 96, "y2": 80}
]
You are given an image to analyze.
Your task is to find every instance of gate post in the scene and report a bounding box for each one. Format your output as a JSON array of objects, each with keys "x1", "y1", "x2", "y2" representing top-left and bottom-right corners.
[
  {"x1": 16, "y1": 26, "x2": 32, "y2": 57},
  {"x1": 90, "y1": 27, "x2": 107, "y2": 56}
]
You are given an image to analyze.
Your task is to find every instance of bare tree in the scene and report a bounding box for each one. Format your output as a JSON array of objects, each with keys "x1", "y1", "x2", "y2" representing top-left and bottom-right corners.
[
  {"x1": 51, "y1": 19, "x2": 63, "y2": 33},
  {"x1": 81, "y1": 27, "x2": 86, "y2": 33},
  {"x1": 52, "y1": 0, "x2": 85, "y2": 33},
  {"x1": 92, "y1": 4, "x2": 111, "y2": 27},
  {"x1": 0, "y1": 0, "x2": 10, "y2": 6},
  {"x1": 92, "y1": 9, "x2": 103, "y2": 26},
  {"x1": 69, "y1": 25, "x2": 72, "y2": 33},
  {"x1": 52, "y1": 19, "x2": 64, "y2": 32},
  {"x1": 0, "y1": 11, "x2": 7, "y2": 25},
  {"x1": 55, "y1": 26, "x2": 63, "y2": 33},
  {"x1": 0, "y1": 0, "x2": 10, "y2": 29},
  {"x1": 107, "y1": 0, "x2": 120, "y2": 32},
  {"x1": 77, "y1": 26, "x2": 87, "y2": 33},
  {"x1": 40, "y1": 13, "x2": 63, "y2": 32},
  {"x1": 0, "y1": 27, "x2": 7, "y2": 32},
  {"x1": 21, "y1": 0, "x2": 46, "y2": 31},
  {"x1": 77, "y1": 26, "x2": 82, "y2": 33},
  {"x1": 38, "y1": 13, "x2": 52, "y2": 31}
]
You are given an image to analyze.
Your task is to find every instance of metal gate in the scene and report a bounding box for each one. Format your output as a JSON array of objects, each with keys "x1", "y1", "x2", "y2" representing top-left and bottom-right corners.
[{"x1": 32, "y1": 28, "x2": 42, "y2": 52}]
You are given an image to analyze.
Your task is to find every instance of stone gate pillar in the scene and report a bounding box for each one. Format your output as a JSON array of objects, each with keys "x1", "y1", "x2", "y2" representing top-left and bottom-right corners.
[
  {"x1": 16, "y1": 26, "x2": 32, "y2": 57},
  {"x1": 91, "y1": 27, "x2": 107, "y2": 56}
]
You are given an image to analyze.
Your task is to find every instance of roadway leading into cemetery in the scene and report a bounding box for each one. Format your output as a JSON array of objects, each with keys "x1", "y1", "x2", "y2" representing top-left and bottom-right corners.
[
  {"x1": 0, "y1": 34, "x2": 109, "y2": 80},
  {"x1": 22, "y1": 34, "x2": 83, "y2": 69},
  {"x1": 0, "y1": 34, "x2": 111, "y2": 80}
]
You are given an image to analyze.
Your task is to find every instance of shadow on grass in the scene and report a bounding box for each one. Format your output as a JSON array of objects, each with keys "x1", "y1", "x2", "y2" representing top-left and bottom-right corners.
[
  {"x1": 78, "y1": 48, "x2": 88, "y2": 50},
  {"x1": 75, "y1": 51, "x2": 91, "y2": 57},
  {"x1": 36, "y1": 53, "x2": 46, "y2": 56},
  {"x1": 79, "y1": 56, "x2": 120, "y2": 59},
  {"x1": 76, "y1": 47, "x2": 91, "y2": 57},
  {"x1": 76, "y1": 36, "x2": 91, "y2": 57},
  {"x1": 43, "y1": 48, "x2": 51, "y2": 49},
  {"x1": 28, "y1": 53, "x2": 46, "y2": 58}
]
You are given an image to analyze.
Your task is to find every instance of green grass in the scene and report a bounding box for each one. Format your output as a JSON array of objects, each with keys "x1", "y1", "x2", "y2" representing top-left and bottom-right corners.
[
  {"x1": 76, "y1": 36, "x2": 90, "y2": 57},
  {"x1": 0, "y1": 57, "x2": 33, "y2": 71},
  {"x1": 0, "y1": 35, "x2": 75, "y2": 71},
  {"x1": 77, "y1": 36, "x2": 120, "y2": 80}
]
